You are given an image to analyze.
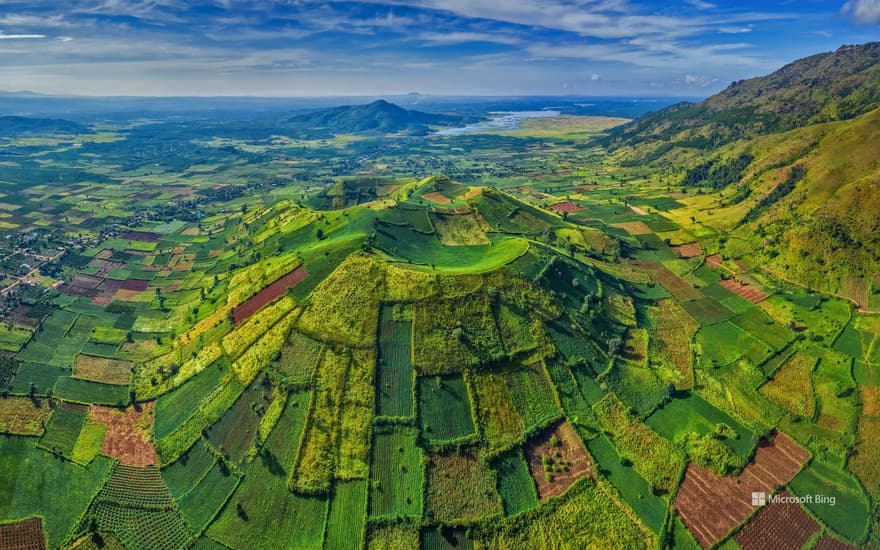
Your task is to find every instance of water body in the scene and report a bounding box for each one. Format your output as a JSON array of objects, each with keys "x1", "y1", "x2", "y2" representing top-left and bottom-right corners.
[{"x1": 435, "y1": 110, "x2": 561, "y2": 135}]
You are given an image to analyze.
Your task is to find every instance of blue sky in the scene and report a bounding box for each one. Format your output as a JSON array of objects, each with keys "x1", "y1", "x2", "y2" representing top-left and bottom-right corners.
[{"x1": 0, "y1": 1, "x2": 876, "y2": 97}]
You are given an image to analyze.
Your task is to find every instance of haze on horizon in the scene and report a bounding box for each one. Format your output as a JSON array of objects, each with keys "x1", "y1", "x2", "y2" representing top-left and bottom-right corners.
[{"x1": 0, "y1": 0, "x2": 877, "y2": 98}]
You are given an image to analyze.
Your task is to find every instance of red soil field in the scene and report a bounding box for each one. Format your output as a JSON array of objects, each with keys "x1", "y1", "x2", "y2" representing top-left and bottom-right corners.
[
  {"x1": 733, "y1": 491, "x2": 819, "y2": 550},
  {"x1": 232, "y1": 265, "x2": 308, "y2": 326},
  {"x1": 90, "y1": 402, "x2": 158, "y2": 467},
  {"x1": 674, "y1": 242, "x2": 703, "y2": 258},
  {"x1": 0, "y1": 517, "x2": 47, "y2": 550},
  {"x1": 720, "y1": 278, "x2": 768, "y2": 303},
  {"x1": 119, "y1": 279, "x2": 150, "y2": 291},
  {"x1": 550, "y1": 201, "x2": 584, "y2": 213},
  {"x1": 705, "y1": 254, "x2": 724, "y2": 268},
  {"x1": 673, "y1": 432, "x2": 810, "y2": 548},
  {"x1": 70, "y1": 274, "x2": 103, "y2": 289},
  {"x1": 119, "y1": 231, "x2": 161, "y2": 242},
  {"x1": 524, "y1": 421, "x2": 592, "y2": 501}
]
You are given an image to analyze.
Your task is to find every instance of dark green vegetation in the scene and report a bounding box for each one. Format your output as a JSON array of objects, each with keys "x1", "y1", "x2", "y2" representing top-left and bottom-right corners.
[
  {"x1": 286, "y1": 99, "x2": 470, "y2": 136},
  {"x1": 0, "y1": 43, "x2": 876, "y2": 549}
]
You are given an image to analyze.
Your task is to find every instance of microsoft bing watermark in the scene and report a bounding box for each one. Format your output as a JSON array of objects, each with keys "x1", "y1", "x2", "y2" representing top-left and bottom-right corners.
[{"x1": 751, "y1": 492, "x2": 836, "y2": 507}]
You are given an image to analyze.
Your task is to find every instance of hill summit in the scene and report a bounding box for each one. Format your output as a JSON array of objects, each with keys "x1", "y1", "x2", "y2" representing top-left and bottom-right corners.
[{"x1": 285, "y1": 99, "x2": 467, "y2": 135}]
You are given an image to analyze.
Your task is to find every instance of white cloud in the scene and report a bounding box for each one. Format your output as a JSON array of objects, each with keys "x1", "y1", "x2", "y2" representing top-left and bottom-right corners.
[
  {"x1": 591, "y1": 72, "x2": 600, "y2": 80},
  {"x1": 417, "y1": 31, "x2": 522, "y2": 46},
  {"x1": 841, "y1": 0, "x2": 880, "y2": 24},
  {"x1": 0, "y1": 33, "x2": 46, "y2": 40},
  {"x1": 719, "y1": 25, "x2": 752, "y2": 34},
  {"x1": 683, "y1": 73, "x2": 718, "y2": 87},
  {"x1": 686, "y1": 0, "x2": 716, "y2": 9}
]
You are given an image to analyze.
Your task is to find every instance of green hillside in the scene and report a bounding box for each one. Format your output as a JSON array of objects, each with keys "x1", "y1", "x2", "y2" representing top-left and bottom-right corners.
[{"x1": 608, "y1": 42, "x2": 880, "y2": 152}]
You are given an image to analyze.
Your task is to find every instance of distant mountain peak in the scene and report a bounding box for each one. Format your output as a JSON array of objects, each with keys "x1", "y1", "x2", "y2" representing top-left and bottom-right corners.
[{"x1": 285, "y1": 100, "x2": 468, "y2": 136}]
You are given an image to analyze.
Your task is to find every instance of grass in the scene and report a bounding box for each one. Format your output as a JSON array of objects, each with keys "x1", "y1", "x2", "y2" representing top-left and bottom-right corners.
[
  {"x1": 208, "y1": 391, "x2": 329, "y2": 550},
  {"x1": 425, "y1": 451, "x2": 502, "y2": 522},
  {"x1": 368, "y1": 427, "x2": 423, "y2": 518},
  {"x1": 505, "y1": 363, "x2": 561, "y2": 430},
  {"x1": 729, "y1": 307, "x2": 794, "y2": 350},
  {"x1": 162, "y1": 441, "x2": 217, "y2": 499},
  {"x1": 593, "y1": 393, "x2": 684, "y2": 494},
  {"x1": 696, "y1": 322, "x2": 773, "y2": 367},
  {"x1": 38, "y1": 405, "x2": 87, "y2": 457},
  {"x1": 206, "y1": 377, "x2": 272, "y2": 464},
  {"x1": 586, "y1": 434, "x2": 667, "y2": 534},
  {"x1": 336, "y1": 348, "x2": 375, "y2": 480},
  {"x1": 376, "y1": 306, "x2": 415, "y2": 418},
  {"x1": 418, "y1": 374, "x2": 476, "y2": 443},
  {"x1": 681, "y1": 297, "x2": 733, "y2": 326},
  {"x1": 375, "y1": 224, "x2": 529, "y2": 274},
  {"x1": 276, "y1": 330, "x2": 322, "y2": 386},
  {"x1": 366, "y1": 524, "x2": 419, "y2": 550},
  {"x1": 473, "y1": 369, "x2": 526, "y2": 453},
  {"x1": 154, "y1": 359, "x2": 227, "y2": 439},
  {"x1": 645, "y1": 392, "x2": 754, "y2": 458},
  {"x1": 493, "y1": 448, "x2": 539, "y2": 516},
  {"x1": 53, "y1": 377, "x2": 130, "y2": 406},
  {"x1": 600, "y1": 362, "x2": 667, "y2": 417},
  {"x1": 789, "y1": 458, "x2": 870, "y2": 542},
  {"x1": 759, "y1": 351, "x2": 817, "y2": 418},
  {"x1": 0, "y1": 396, "x2": 53, "y2": 435},
  {"x1": 324, "y1": 480, "x2": 368, "y2": 550},
  {"x1": 479, "y1": 478, "x2": 654, "y2": 549},
  {"x1": 176, "y1": 461, "x2": 241, "y2": 532},
  {"x1": 292, "y1": 347, "x2": 349, "y2": 494},
  {"x1": 70, "y1": 421, "x2": 107, "y2": 464},
  {"x1": 413, "y1": 291, "x2": 503, "y2": 373},
  {"x1": 0, "y1": 435, "x2": 114, "y2": 548}
]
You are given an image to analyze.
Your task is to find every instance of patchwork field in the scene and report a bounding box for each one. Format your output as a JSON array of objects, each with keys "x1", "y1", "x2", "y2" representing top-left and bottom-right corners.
[
  {"x1": 0, "y1": 79, "x2": 875, "y2": 549},
  {"x1": 674, "y1": 433, "x2": 810, "y2": 547}
]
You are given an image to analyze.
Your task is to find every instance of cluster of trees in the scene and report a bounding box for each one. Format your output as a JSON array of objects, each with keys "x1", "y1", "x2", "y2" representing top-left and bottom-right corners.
[{"x1": 681, "y1": 153, "x2": 754, "y2": 189}]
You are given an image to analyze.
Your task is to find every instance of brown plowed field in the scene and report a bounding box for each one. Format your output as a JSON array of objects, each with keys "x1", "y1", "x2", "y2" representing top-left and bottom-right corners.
[
  {"x1": 720, "y1": 278, "x2": 768, "y2": 303},
  {"x1": 733, "y1": 491, "x2": 819, "y2": 550},
  {"x1": 674, "y1": 432, "x2": 809, "y2": 548},
  {"x1": 524, "y1": 421, "x2": 592, "y2": 501},
  {"x1": 634, "y1": 261, "x2": 704, "y2": 302},
  {"x1": 0, "y1": 517, "x2": 46, "y2": 550},
  {"x1": 550, "y1": 201, "x2": 583, "y2": 213},
  {"x1": 119, "y1": 231, "x2": 161, "y2": 242},
  {"x1": 232, "y1": 265, "x2": 308, "y2": 326},
  {"x1": 119, "y1": 279, "x2": 150, "y2": 291},
  {"x1": 674, "y1": 242, "x2": 703, "y2": 258},
  {"x1": 90, "y1": 402, "x2": 158, "y2": 467}
]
